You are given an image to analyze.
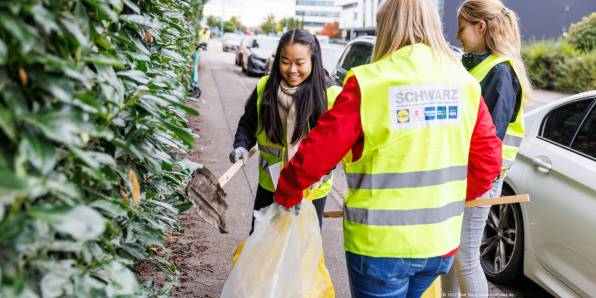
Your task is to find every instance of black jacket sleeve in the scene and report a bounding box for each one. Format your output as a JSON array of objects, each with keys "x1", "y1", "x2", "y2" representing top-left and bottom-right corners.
[
  {"x1": 480, "y1": 62, "x2": 522, "y2": 140},
  {"x1": 233, "y1": 88, "x2": 258, "y2": 150}
]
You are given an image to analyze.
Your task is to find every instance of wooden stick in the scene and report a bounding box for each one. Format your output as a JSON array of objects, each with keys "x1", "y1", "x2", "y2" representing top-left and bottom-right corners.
[
  {"x1": 323, "y1": 194, "x2": 529, "y2": 218},
  {"x1": 217, "y1": 146, "x2": 258, "y2": 187}
]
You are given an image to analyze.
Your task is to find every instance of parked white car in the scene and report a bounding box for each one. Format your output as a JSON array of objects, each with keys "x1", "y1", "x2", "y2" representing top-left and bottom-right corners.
[
  {"x1": 222, "y1": 33, "x2": 243, "y2": 52},
  {"x1": 482, "y1": 91, "x2": 596, "y2": 297}
]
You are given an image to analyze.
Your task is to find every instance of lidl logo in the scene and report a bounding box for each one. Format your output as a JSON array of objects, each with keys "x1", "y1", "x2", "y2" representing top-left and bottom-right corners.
[
  {"x1": 397, "y1": 109, "x2": 410, "y2": 123},
  {"x1": 448, "y1": 106, "x2": 458, "y2": 119},
  {"x1": 437, "y1": 106, "x2": 447, "y2": 119},
  {"x1": 424, "y1": 106, "x2": 436, "y2": 120}
]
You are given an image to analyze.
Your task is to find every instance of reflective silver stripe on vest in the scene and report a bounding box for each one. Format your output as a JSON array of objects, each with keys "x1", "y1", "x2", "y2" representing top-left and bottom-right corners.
[
  {"x1": 344, "y1": 200, "x2": 465, "y2": 226},
  {"x1": 258, "y1": 144, "x2": 281, "y2": 158},
  {"x1": 346, "y1": 166, "x2": 467, "y2": 189},
  {"x1": 321, "y1": 173, "x2": 332, "y2": 183},
  {"x1": 503, "y1": 134, "x2": 523, "y2": 147},
  {"x1": 259, "y1": 157, "x2": 269, "y2": 170}
]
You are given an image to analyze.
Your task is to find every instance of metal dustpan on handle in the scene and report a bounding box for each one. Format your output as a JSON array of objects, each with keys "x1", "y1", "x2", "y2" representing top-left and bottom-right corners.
[{"x1": 185, "y1": 147, "x2": 257, "y2": 233}]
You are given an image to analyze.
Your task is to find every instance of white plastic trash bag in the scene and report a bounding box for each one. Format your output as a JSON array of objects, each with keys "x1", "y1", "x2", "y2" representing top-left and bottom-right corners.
[{"x1": 221, "y1": 201, "x2": 332, "y2": 298}]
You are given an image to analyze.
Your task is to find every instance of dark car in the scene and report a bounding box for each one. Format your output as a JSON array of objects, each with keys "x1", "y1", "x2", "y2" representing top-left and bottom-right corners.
[
  {"x1": 241, "y1": 36, "x2": 279, "y2": 76},
  {"x1": 333, "y1": 36, "x2": 464, "y2": 85}
]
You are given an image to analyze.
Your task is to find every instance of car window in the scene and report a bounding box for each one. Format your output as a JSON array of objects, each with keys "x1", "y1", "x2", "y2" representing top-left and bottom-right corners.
[
  {"x1": 571, "y1": 102, "x2": 596, "y2": 159},
  {"x1": 340, "y1": 43, "x2": 372, "y2": 72},
  {"x1": 541, "y1": 99, "x2": 592, "y2": 146},
  {"x1": 252, "y1": 39, "x2": 278, "y2": 52}
]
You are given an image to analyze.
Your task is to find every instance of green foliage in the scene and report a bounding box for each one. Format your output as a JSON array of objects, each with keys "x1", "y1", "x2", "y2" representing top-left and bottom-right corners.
[
  {"x1": 260, "y1": 14, "x2": 276, "y2": 34},
  {"x1": 277, "y1": 17, "x2": 303, "y2": 32},
  {"x1": 522, "y1": 39, "x2": 595, "y2": 93},
  {"x1": 223, "y1": 21, "x2": 235, "y2": 33},
  {"x1": 564, "y1": 12, "x2": 596, "y2": 53},
  {"x1": 207, "y1": 15, "x2": 218, "y2": 28},
  {"x1": 553, "y1": 50, "x2": 596, "y2": 93},
  {"x1": 522, "y1": 40, "x2": 577, "y2": 90},
  {"x1": 0, "y1": 0, "x2": 204, "y2": 296}
]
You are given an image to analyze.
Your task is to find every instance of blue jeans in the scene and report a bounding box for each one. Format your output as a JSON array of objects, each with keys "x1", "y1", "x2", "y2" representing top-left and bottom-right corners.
[{"x1": 346, "y1": 251, "x2": 454, "y2": 298}]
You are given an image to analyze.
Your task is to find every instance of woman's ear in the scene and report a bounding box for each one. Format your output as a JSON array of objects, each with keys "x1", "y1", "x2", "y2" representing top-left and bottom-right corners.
[{"x1": 477, "y1": 20, "x2": 487, "y2": 34}]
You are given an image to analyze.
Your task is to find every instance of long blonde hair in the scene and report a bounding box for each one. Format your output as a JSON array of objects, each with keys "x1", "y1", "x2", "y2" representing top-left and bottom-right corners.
[
  {"x1": 373, "y1": 0, "x2": 456, "y2": 63},
  {"x1": 459, "y1": 0, "x2": 532, "y2": 99}
]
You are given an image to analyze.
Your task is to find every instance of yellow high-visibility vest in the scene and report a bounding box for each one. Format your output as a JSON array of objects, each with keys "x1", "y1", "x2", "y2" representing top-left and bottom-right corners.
[
  {"x1": 255, "y1": 76, "x2": 340, "y2": 199},
  {"x1": 343, "y1": 44, "x2": 482, "y2": 258},
  {"x1": 469, "y1": 55, "x2": 525, "y2": 170}
]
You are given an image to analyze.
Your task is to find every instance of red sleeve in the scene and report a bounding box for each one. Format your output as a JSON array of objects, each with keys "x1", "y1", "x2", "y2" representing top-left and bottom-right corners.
[
  {"x1": 466, "y1": 97, "x2": 503, "y2": 200},
  {"x1": 274, "y1": 76, "x2": 362, "y2": 208}
]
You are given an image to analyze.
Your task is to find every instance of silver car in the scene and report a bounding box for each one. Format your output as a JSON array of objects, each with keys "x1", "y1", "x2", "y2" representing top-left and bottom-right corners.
[
  {"x1": 222, "y1": 33, "x2": 242, "y2": 52},
  {"x1": 482, "y1": 91, "x2": 596, "y2": 297}
]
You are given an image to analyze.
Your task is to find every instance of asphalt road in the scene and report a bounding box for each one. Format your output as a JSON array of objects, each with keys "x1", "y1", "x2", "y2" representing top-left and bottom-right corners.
[{"x1": 182, "y1": 39, "x2": 564, "y2": 298}]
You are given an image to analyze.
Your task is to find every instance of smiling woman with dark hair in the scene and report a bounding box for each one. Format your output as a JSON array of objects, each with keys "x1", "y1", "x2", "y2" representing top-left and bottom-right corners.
[{"x1": 230, "y1": 29, "x2": 341, "y2": 233}]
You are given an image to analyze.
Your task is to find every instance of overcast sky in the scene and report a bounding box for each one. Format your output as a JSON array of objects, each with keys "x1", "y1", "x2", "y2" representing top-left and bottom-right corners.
[{"x1": 203, "y1": 0, "x2": 295, "y2": 27}]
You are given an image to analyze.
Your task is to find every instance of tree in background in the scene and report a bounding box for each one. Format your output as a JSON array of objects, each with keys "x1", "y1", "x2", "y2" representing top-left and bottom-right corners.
[
  {"x1": 230, "y1": 16, "x2": 243, "y2": 31},
  {"x1": 260, "y1": 14, "x2": 276, "y2": 34},
  {"x1": 223, "y1": 20, "x2": 236, "y2": 32},
  {"x1": 318, "y1": 21, "x2": 340, "y2": 38},
  {"x1": 277, "y1": 17, "x2": 303, "y2": 32},
  {"x1": 207, "y1": 15, "x2": 218, "y2": 28}
]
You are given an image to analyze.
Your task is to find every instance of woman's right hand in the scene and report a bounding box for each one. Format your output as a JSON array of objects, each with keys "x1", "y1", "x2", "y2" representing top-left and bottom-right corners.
[{"x1": 229, "y1": 147, "x2": 249, "y2": 163}]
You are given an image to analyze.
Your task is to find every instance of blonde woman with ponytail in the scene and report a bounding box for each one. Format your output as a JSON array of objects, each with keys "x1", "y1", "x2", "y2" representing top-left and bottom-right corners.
[
  {"x1": 273, "y1": 0, "x2": 503, "y2": 296},
  {"x1": 442, "y1": 1, "x2": 531, "y2": 297}
]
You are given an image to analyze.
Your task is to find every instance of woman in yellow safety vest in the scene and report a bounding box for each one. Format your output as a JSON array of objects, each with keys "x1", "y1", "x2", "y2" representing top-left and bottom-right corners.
[
  {"x1": 274, "y1": 0, "x2": 503, "y2": 296},
  {"x1": 442, "y1": 1, "x2": 532, "y2": 297},
  {"x1": 230, "y1": 29, "x2": 340, "y2": 233}
]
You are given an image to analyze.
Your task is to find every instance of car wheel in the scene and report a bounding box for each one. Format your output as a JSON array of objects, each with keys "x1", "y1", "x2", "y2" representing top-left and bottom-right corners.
[{"x1": 480, "y1": 186, "x2": 524, "y2": 284}]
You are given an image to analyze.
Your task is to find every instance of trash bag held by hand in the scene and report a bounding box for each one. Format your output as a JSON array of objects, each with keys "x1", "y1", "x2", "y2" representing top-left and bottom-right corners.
[{"x1": 221, "y1": 201, "x2": 334, "y2": 298}]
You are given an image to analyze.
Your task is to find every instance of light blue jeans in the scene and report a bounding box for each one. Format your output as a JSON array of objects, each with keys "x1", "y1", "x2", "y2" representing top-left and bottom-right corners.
[
  {"x1": 441, "y1": 179, "x2": 504, "y2": 297},
  {"x1": 346, "y1": 251, "x2": 454, "y2": 298}
]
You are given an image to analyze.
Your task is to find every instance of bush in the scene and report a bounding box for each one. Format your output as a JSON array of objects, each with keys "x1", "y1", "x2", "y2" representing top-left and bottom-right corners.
[
  {"x1": 0, "y1": 0, "x2": 204, "y2": 296},
  {"x1": 564, "y1": 12, "x2": 596, "y2": 53},
  {"x1": 522, "y1": 40, "x2": 578, "y2": 90},
  {"x1": 553, "y1": 50, "x2": 596, "y2": 93}
]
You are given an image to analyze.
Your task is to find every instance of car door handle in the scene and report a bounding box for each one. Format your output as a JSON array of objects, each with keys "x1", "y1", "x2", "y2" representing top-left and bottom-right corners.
[{"x1": 531, "y1": 156, "x2": 552, "y2": 173}]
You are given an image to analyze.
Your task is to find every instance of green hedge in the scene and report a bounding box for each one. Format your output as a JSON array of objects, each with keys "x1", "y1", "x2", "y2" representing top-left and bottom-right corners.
[
  {"x1": 522, "y1": 12, "x2": 596, "y2": 94},
  {"x1": 0, "y1": 0, "x2": 204, "y2": 296},
  {"x1": 553, "y1": 50, "x2": 596, "y2": 93},
  {"x1": 564, "y1": 12, "x2": 596, "y2": 53}
]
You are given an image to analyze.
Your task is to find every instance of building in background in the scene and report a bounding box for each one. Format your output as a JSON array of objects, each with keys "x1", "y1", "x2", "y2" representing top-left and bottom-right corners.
[
  {"x1": 336, "y1": 0, "x2": 444, "y2": 40},
  {"x1": 337, "y1": 0, "x2": 594, "y2": 43},
  {"x1": 295, "y1": 0, "x2": 342, "y2": 33},
  {"x1": 442, "y1": 0, "x2": 595, "y2": 45}
]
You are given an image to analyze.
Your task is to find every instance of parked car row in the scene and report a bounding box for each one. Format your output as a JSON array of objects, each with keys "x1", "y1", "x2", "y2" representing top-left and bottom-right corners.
[
  {"x1": 231, "y1": 35, "x2": 280, "y2": 76},
  {"x1": 330, "y1": 36, "x2": 596, "y2": 297}
]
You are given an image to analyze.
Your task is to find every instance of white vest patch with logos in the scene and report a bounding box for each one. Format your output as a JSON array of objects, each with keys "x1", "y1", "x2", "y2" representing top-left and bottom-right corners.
[{"x1": 388, "y1": 83, "x2": 463, "y2": 130}]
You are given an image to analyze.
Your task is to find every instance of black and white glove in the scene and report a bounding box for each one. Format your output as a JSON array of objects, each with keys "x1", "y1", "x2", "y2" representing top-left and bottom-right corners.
[{"x1": 229, "y1": 147, "x2": 249, "y2": 163}]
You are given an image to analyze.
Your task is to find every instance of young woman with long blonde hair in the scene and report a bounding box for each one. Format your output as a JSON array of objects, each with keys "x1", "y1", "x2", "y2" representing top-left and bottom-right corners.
[
  {"x1": 442, "y1": 1, "x2": 531, "y2": 296},
  {"x1": 273, "y1": 0, "x2": 503, "y2": 296}
]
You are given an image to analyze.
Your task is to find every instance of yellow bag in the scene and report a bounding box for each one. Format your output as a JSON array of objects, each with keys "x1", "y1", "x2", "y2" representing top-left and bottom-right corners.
[
  {"x1": 222, "y1": 201, "x2": 334, "y2": 298},
  {"x1": 421, "y1": 277, "x2": 441, "y2": 298}
]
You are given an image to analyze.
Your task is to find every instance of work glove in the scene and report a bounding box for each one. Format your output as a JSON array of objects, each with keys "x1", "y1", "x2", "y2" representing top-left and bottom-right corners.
[
  {"x1": 275, "y1": 199, "x2": 302, "y2": 215},
  {"x1": 229, "y1": 147, "x2": 248, "y2": 164}
]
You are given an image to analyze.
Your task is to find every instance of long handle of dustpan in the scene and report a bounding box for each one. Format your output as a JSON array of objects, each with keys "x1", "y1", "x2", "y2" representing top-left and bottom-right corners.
[
  {"x1": 323, "y1": 194, "x2": 530, "y2": 218},
  {"x1": 218, "y1": 146, "x2": 258, "y2": 187}
]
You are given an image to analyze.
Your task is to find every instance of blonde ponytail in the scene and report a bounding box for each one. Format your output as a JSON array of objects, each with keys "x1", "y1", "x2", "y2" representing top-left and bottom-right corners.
[{"x1": 459, "y1": 0, "x2": 532, "y2": 101}]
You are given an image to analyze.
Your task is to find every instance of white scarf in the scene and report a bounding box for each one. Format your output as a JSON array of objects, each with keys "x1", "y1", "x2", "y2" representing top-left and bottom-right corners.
[{"x1": 277, "y1": 80, "x2": 300, "y2": 163}]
